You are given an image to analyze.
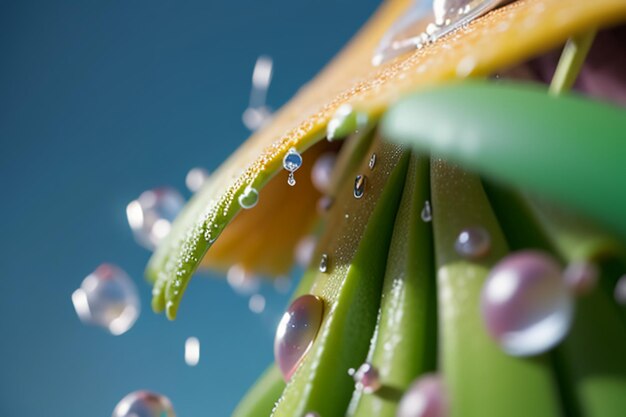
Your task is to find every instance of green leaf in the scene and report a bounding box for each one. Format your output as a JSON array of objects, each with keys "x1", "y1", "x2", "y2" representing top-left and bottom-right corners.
[
  {"x1": 231, "y1": 365, "x2": 285, "y2": 417},
  {"x1": 381, "y1": 81, "x2": 626, "y2": 238}
]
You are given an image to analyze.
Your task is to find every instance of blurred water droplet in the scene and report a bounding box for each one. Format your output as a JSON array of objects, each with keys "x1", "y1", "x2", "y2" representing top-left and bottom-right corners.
[
  {"x1": 304, "y1": 413, "x2": 320, "y2": 417},
  {"x1": 243, "y1": 56, "x2": 274, "y2": 131},
  {"x1": 126, "y1": 188, "x2": 185, "y2": 250},
  {"x1": 249, "y1": 294, "x2": 266, "y2": 314},
  {"x1": 454, "y1": 226, "x2": 491, "y2": 259},
  {"x1": 274, "y1": 295, "x2": 324, "y2": 380},
  {"x1": 563, "y1": 261, "x2": 598, "y2": 295},
  {"x1": 397, "y1": 374, "x2": 448, "y2": 417},
  {"x1": 184, "y1": 337, "x2": 200, "y2": 367},
  {"x1": 319, "y1": 253, "x2": 329, "y2": 273},
  {"x1": 368, "y1": 153, "x2": 377, "y2": 170},
  {"x1": 238, "y1": 186, "x2": 259, "y2": 209},
  {"x1": 227, "y1": 264, "x2": 260, "y2": 295},
  {"x1": 295, "y1": 235, "x2": 317, "y2": 268},
  {"x1": 317, "y1": 196, "x2": 334, "y2": 214},
  {"x1": 311, "y1": 152, "x2": 337, "y2": 193},
  {"x1": 614, "y1": 275, "x2": 626, "y2": 305},
  {"x1": 72, "y1": 264, "x2": 139, "y2": 336},
  {"x1": 353, "y1": 362, "x2": 381, "y2": 394},
  {"x1": 354, "y1": 175, "x2": 366, "y2": 199},
  {"x1": 327, "y1": 104, "x2": 368, "y2": 141},
  {"x1": 283, "y1": 148, "x2": 303, "y2": 186},
  {"x1": 421, "y1": 200, "x2": 432, "y2": 222},
  {"x1": 273, "y1": 276, "x2": 292, "y2": 294},
  {"x1": 112, "y1": 391, "x2": 176, "y2": 417},
  {"x1": 242, "y1": 106, "x2": 273, "y2": 131},
  {"x1": 185, "y1": 167, "x2": 210, "y2": 193},
  {"x1": 481, "y1": 251, "x2": 573, "y2": 356}
]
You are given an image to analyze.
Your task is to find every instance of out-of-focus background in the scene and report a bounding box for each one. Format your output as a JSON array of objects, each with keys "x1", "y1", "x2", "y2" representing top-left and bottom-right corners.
[{"x1": 0, "y1": 1, "x2": 380, "y2": 415}]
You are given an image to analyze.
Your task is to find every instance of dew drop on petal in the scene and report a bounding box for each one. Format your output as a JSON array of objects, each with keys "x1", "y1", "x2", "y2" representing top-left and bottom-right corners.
[
  {"x1": 185, "y1": 167, "x2": 210, "y2": 193},
  {"x1": 311, "y1": 152, "x2": 337, "y2": 193},
  {"x1": 274, "y1": 295, "x2": 324, "y2": 381},
  {"x1": 354, "y1": 175, "x2": 366, "y2": 199},
  {"x1": 397, "y1": 374, "x2": 448, "y2": 417},
  {"x1": 353, "y1": 362, "x2": 381, "y2": 394},
  {"x1": 421, "y1": 200, "x2": 432, "y2": 222},
  {"x1": 238, "y1": 186, "x2": 259, "y2": 209},
  {"x1": 563, "y1": 261, "x2": 598, "y2": 295},
  {"x1": 283, "y1": 148, "x2": 303, "y2": 172},
  {"x1": 112, "y1": 391, "x2": 176, "y2": 417},
  {"x1": 481, "y1": 250, "x2": 574, "y2": 356},
  {"x1": 72, "y1": 263, "x2": 140, "y2": 336},
  {"x1": 454, "y1": 226, "x2": 491, "y2": 259},
  {"x1": 319, "y1": 253, "x2": 329, "y2": 273},
  {"x1": 126, "y1": 188, "x2": 185, "y2": 250},
  {"x1": 368, "y1": 153, "x2": 377, "y2": 170}
]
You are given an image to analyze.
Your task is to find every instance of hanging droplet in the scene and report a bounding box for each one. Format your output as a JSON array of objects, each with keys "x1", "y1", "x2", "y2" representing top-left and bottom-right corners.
[
  {"x1": 185, "y1": 167, "x2": 210, "y2": 193},
  {"x1": 283, "y1": 147, "x2": 303, "y2": 186},
  {"x1": 563, "y1": 261, "x2": 598, "y2": 295},
  {"x1": 421, "y1": 200, "x2": 432, "y2": 222},
  {"x1": 184, "y1": 336, "x2": 200, "y2": 367},
  {"x1": 454, "y1": 226, "x2": 491, "y2": 259},
  {"x1": 71, "y1": 263, "x2": 140, "y2": 336},
  {"x1": 295, "y1": 235, "x2": 317, "y2": 268},
  {"x1": 614, "y1": 275, "x2": 626, "y2": 305},
  {"x1": 126, "y1": 187, "x2": 185, "y2": 250},
  {"x1": 112, "y1": 391, "x2": 176, "y2": 417},
  {"x1": 354, "y1": 175, "x2": 366, "y2": 199},
  {"x1": 274, "y1": 294, "x2": 324, "y2": 381},
  {"x1": 397, "y1": 374, "x2": 448, "y2": 417},
  {"x1": 319, "y1": 253, "x2": 329, "y2": 273},
  {"x1": 352, "y1": 362, "x2": 381, "y2": 394},
  {"x1": 238, "y1": 185, "x2": 259, "y2": 209},
  {"x1": 227, "y1": 264, "x2": 261, "y2": 295},
  {"x1": 311, "y1": 152, "x2": 337, "y2": 193},
  {"x1": 326, "y1": 104, "x2": 368, "y2": 141},
  {"x1": 481, "y1": 251, "x2": 574, "y2": 357},
  {"x1": 368, "y1": 153, "x2": 377, "y2": 170}
]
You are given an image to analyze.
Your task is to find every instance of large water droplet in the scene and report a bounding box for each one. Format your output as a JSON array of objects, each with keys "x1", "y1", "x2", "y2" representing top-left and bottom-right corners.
[
  {"x1": 421, "y1": 200, "x2": 432, "y2": 222},
  {"x1": 352, "y1": 362, "x2": 381, "y2": 394},
  {"x1": 274, "y1": 294, "x2": 324, "y2": 381},
  {"x1": 185, "y1": 167, "x2": 210, "y2": 193},
  {"x1": 283, "y1": 148, "x2": 303, "y2": 186},
  {"x1": 126, "y1": 188, "x2": 185, "y2": 250},
  {"x1": 354, "y1": 175, "x2": 366, "y2": 199},
  {"x1": 112, "y1": 391, "x2": 176, "y2": 417},
  {"x1": 238, "y1": 186, "x2": 259, "y2": 209},
  {"x1": 326, "y1": 104, "x2": 368, "y2": 141},
  {"x1": 397, "y1": 374, "x2": 448, "y2": 417},
  {"x1": 563, "y1": 261, "x2": 598, "y2": 295},
  {"x1": 311, "y1": 152, "x2": 337, "y2": 193},
  {"x1": 481, "y1": 251, "x2": 574, "y2": 356},
  {"x1": 72, "y1": 264, "x2": 140, "y2": 336},
  {"x1": 454, "y1": 226, "x2": 491, "y2": 259}
]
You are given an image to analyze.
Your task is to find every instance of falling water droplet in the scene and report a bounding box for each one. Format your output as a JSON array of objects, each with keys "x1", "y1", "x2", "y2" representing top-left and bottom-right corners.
[
  {"x1": 126, "y1": 188, "x2": 185, "y2": 250},
  {"x1": 481, "y1": 251, "x2": 573, "y2": 356},
  {"x1": 227, "y1": 264, "x2": 261, "y2": 295},
  {"x1": 72, "y1": 264, "x2": 140, "y2": 336},
  {"x1": 249, "y1": 294, "x2": 266, "y2": 314},
  {"x1": 274, "y1": 294, "x2": 324, "y2": 381},
  {"x1": 352, "y1": 363, "x2": 382, "y2": 394},
  {"x1": 112, "y1": 391, "x2": 176, "y2": 417},
  {"x1": 184, "y1": 337, "x2": 200, "y2": 366},
  {"x1": 185, "y1": 167, "x2": 210, "y2": 193},
  {"x1": 319, "y1": 253, "x2": 329, "y2": 273},
  {"x1": 421, "y1": 200, "x2": 432, "y2": 222},
  {"x1": 454, "y1": 226, "x2": 491, "y2": 259},
  {"x1": 397, "y1": 374, "x2": 448, "y2": 417},
  {"x1": 327, "y1": 104, "x2": 368, "y2": 141},
  {"x1": 283, "y1": 147, "x2": 303, "y2": 186},
  {"x1": 354, "y1": 175, "x2": 366, "y2": 199},
  {"x1": 563, "y1": 261, "x2": 598, "y2": 295},
  {"x1": 238, "y1": 186, "x2": 259, "y2": 209},
  {"x1": 614, "y1": 275, "x2": 626, "y2": 305},
  {"x1": 368, "y1": 153, "x2": 377, "y2": 170},
  {"x1": 311, "y1": 152, "x2": 337, "y2": 193}
]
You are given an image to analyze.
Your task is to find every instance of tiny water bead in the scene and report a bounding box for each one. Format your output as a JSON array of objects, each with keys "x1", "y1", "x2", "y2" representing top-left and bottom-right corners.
[
  {"x1": 72, "y1": 263, "x2": 140, "y2": 336},
  {"x1": 481, "y1": 251, "x2": 574, "y2": 357},
  {"x1": 283, "y1": 147, "x2": 303, "y2": 186},
  {"x1": 184, "y1": 336, "x2": 200, "y2": 367},
  {"x1": 352, "y1": 362, "x2": 381, "y2": 394},
  {"x1": 311, "y1": 152, "x2": 337, "y2": 193},
  {"x1": 326, "y1": 104, "x2": 368, "y2": 141},
  {"x1": 397, "y1": 374, "x2": 448, "y2": 417},
  {"x1": 319, "y1": 253, "x2": 329, "y2": 273},
  {"x1": 238, "y1": 185, "x2": 259, "y2": 209},
  {"x1": 563, "y1": 261, "x2": 598, "y2": 295},
  {"x1": 454, "y1": 226, "x2": 491, "y2": 259},
  {"x1": 421, "y1": 200, "x2": 432, "y2": 222},
  {"x1": 112, "y1": 391, "x2": 176, "y2": 417},
  {"x1": 368, "y1": 153, "x2": 377, "y2": 170},
  {"x1": 274, "y1": 294, "x2": 324, "y2": 381},
  {"x1": 126, "y1": 187, "x2": 185, "y2": 250},
  {"x1": 354, "y1": 175, "x2": 366, "y2": 199}
]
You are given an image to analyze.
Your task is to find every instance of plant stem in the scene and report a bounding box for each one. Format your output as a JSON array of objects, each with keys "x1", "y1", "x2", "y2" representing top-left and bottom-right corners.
[{"x1": 549, "y1": 30, "x2": 597, "y2": 95}]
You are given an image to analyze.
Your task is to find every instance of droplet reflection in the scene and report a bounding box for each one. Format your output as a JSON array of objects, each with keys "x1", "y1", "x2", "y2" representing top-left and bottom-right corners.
[
  {"x1": 397, "y1": 374, "x2": 448, "y2": 417},
  {"x1": 454, "y1": 226, "x2": 491, "y2": 259}
]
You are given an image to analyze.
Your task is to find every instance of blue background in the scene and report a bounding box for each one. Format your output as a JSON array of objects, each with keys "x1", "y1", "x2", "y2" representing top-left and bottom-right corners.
[{"x1": 0, "y1": 1, "x2": 380, "y2": 416}]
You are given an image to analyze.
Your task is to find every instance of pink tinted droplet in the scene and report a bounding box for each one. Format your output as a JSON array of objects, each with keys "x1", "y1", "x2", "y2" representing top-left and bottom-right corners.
[{"x1": 397, "y1": 374, "x2": 448, "y2": 417}]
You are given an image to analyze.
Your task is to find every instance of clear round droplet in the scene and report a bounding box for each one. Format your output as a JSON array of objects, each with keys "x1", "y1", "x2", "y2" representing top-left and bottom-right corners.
[
  {"x1": 454, "y1": 226, "x2": 491, "y2": 259},
  {"x1": 614, "y1": 275, "x2": 626, "y2": 305},
  {"x1": 397, "y1": 374, "x2": 448, "y2": 417},
  {"x1": 283, "y1": 148, "x2": 303, "y2": 172},
  {"x1": 295, "y1": 235, "x2": 317, "y2": 268},
  {"x1": 326, "y1": 104, "x2": 368, "y2": 141},
  {"x1": 72, "y1": 263, "x2": 140, "y2": 336},
  {"x1": 481, "y1": 250, "x2": 574, "y2": 357},
  {"x1": 112, "y1": 391, "x2": 176, "y2": 417},
  {"x1": 227, "y1": 264, "x2": 261, "y2": 295},
  {"x1": 238, "y1": 186, "x2": 259, "y2": 209},
  {"x1": 319, "y1": 253, "x2": 329, "y2": 273},
  {"x1": 185, "y1": 167, "x2": 210, "y2": 193},
  {"x1": 274, "y1": 294, "x2": 324, "y2": 381},
  {"x1": 353, "y1": 362, "x2": 381, "y2": 394},
  {"x1": 563, "y1": 261, "x2": 598, "y2": 295},
  {"x1": 126, "y1": 187, "x2": 185, "y2": 250},
  {"x1": 421, "y1": 200, "x2": 432, "y2": 222},
  {"x1": 354, "y1": 175, "x2": 366, "y2": 199},
  {"x1": 368, "y1": 153, "x2": 377, "y2": 170},
  {"x1": 311, "y1": 152, "x2": 337, "y2": 193}
]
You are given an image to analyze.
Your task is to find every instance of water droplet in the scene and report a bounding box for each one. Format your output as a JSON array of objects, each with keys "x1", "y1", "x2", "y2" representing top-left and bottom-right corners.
[
  {"x1": 397, "y1": 374, "x2": 448, "y2": 417},
  {"x1": 354, "y1": 175, "x2": 366, "y2": 199},
  {"x1": 249, "y1": 294, "x2": 266, "y2": 314},
  {"x1": 112, "y1": 391, "x2": 176, "y2": 417},
  {"x1": 242, "y1": 106, "x2": 273, "y2": 131},
  {"x1": 185, "y1": 167, "x2": 210, "y2": 193},
  {"x1": 72, "y1": 264, "x2": 140, "y2": 336},
  {"x1": 421, "y1": 200, "x2": 432, "y2": 222},
  {"x1": 454, "y1": 226, "x2": 491, "y2": 259},
  {"x1": 433, "y1": 0, "x2": 504, "y2": 27},
  {"x1": 295, "y1": 235, "x2": 317, "y2": 268},
  {"x1": 614, "y1": 275, "x2": 626, "y2": 305},
  {"x1": 304, "y1": 413, "x2": 320, "y2": 417},
  {"x1": 317, "y1": 196, "x2": 334, "y2": 214},
  {"x1": 456, "y1": 56, "x2": 477, "y2": 78},
  {"x1": 481, "y1": 251, "x2": 573, "y2": 356},
  {"x1": 242, "y1": 56, "x2": 274, "y2": 131},
  {"x1": 184, "y1": 337, "x2": 200, "y2": 366},
  {"x1": 352, "y1": 363, "x2": 381, "y2": 394},
  {"x1": 563, "y1": 261, "x2": 598, "y2": 295},
  {"x1": 327, "y1": 104, "x2": 368, "y2": 141},
  {"x1": 273, "y1": 276, "x2": 292, "y2": 294},
  {"x1": 238, "y1": 185, "x2": 259, "y2": 209},
  {"x1": 283, "y1": 148, "x2": 303, "y2": 186},
  {"x1": 126, "y1": 188, "x2": 185, "y2": 250},
  {"x1": 368, "y1": 153, "x2": 377, "y2": 170},
  {"x1": 227, "y1": 264, "x2": 260, "y2": 295},
  {"x1": 311, "y1": 152, "x2": 337, "y2": 193},
  {"x1": 319, "y1": 253, "x2": 329, "y2": 273},
  {"x1": 274, "y1": 294, "x2": 324, "y2": 381}
]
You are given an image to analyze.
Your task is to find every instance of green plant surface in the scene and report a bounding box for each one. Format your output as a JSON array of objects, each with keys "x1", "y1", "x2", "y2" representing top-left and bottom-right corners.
[{"x1": 231, "y1": 365, "x2": 285, "y2": 417}]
